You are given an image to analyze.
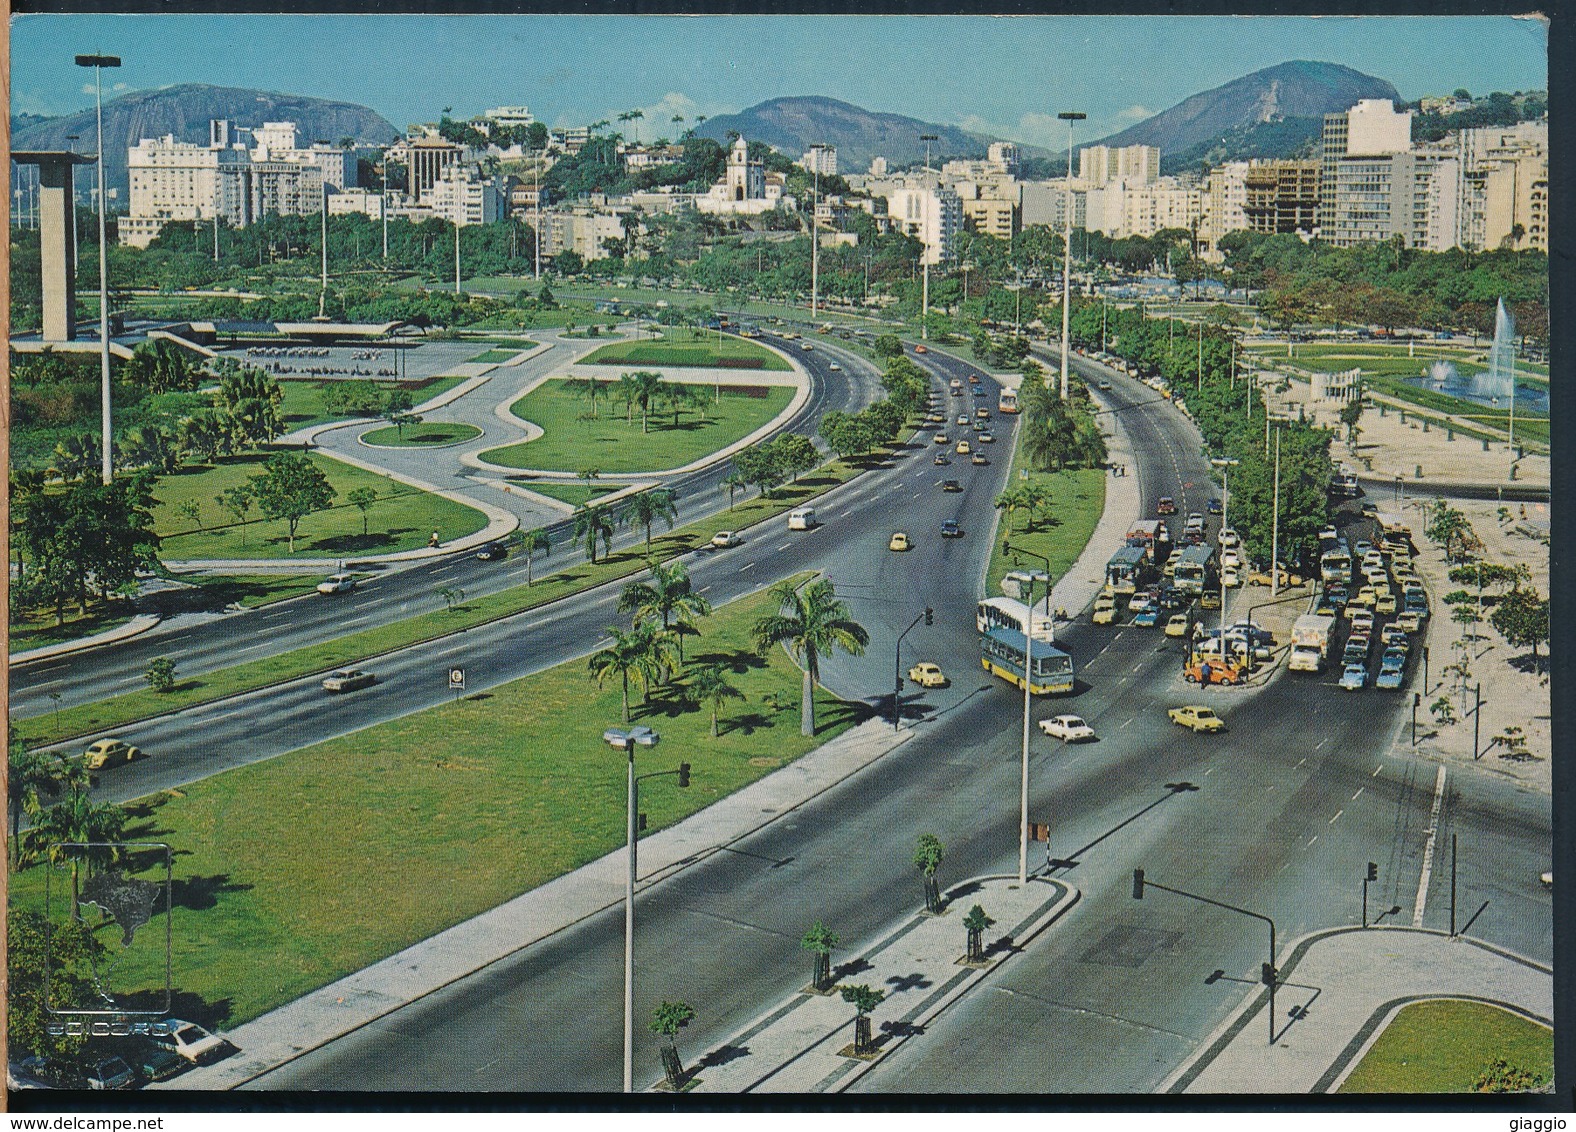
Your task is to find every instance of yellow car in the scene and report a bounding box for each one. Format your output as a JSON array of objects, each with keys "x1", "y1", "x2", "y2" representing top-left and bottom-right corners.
[
  {"x1": 934, "y1": 433, "x2": 949, "y2": 445},
  {"x1": 1375, "y1": 593, "x2": 1398, "y2": 614},
  {"x1": 955, "y1": 440, "x2": 972, "y2": 454},
  {"x1": 1164, "y1": 614, "x2": 1190, "y2": 637},
  {"x1": 1168, "y1": 705, "x2": 1226, "y2": 733},
  {"x1": 1092, "y1": 599, "x2": 1118, "y2": 625},
  {"x1": 889, "y1": 531, "x2": 912, "y2": 552},
  {"x1": 83, "y1": 738, "x2": 145, "y2": 769},
  {"x1": 907, "y1": 662, "x2": 949, "y2": 688}
]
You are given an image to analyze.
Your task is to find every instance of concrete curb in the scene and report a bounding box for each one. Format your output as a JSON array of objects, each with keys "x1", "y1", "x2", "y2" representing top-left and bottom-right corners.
[{"x1": 10, "y1": 613, "x2": 163, "y2": 665}]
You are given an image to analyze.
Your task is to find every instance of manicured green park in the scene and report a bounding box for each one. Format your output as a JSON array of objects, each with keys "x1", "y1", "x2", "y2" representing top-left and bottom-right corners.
[
  {"x1": 359, "y1": 422, "x2": 483, "y2": 448},
  {"x1": 1337, "y1": 1000, "x2": 1552, "y2": 1093},
  {"x1": 578, "y1": 327, "x2": 792, "y2": 371},
  {"x1": 276, "y1": 375, "x2": 468, "y2": 431},
  {"x1": 985, "y1": 423, "x2": 1107, "y2": 600},
  {"x1": 510, "y1": 479, "x2": 616, "y2": 507},
  {"x1": 480, "y1": 379, "x2": 795, "y2": 473},
  {"x1": 7, "y1": 577, "x2": 860, "y2": 1029},
  {"x1": 151, "y1": 451, "x2": 487, "y2": 560}
]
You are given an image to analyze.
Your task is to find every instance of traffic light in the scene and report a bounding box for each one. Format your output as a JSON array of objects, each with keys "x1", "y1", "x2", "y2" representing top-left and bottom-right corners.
[
  {"x1": 1132, "y1": 868, "x2": 1144, "y2": 899},
  {"x1": 1261, "y1": 962, "x2": 1277, "y2": 987},
  {"x1": 924, "y1": 607, "x2": 934, "y2": 626},
  {"x1": 677, "y1": 762, "x2": 691, "y2": 788},
  {"x1": 1367, "y1": 861, "x2": 1378, "y2": 882}
]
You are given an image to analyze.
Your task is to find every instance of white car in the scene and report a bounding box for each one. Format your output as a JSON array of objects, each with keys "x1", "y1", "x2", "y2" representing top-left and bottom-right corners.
[
  {"x1": 829, "y1": 362, "x2": 842, "y2": 371},
  {"x1": 1218, "y1": 527, "x2": 1240, "y2": 548},
  {"x1": 317, "y1": 573, "x2": 357, "y2": 595},
  {"x1": 711, "y1": 531, "x2": 741, "y2": 548},
  {"x1": 156, "y1": 1019, "x2": 233, "y2": 1065},
  {"x1": 1221, "y1": 548, "x2": 1242, "y2": 570},
  {"x1": 1039, "y1": 715, "x2": 1096, "y2": 742}
]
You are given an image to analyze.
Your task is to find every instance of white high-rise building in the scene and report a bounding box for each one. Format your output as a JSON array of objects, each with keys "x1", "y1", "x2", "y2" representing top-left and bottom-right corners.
[
  {"x1": 800, "y1": 144, "x2": 837, "y2": 176},
  {"x1": 425, "y1": 164, "x2": 502, "y2": 227},
  {"x1": 1079, "y1": 144, "x2": 1160, "y2": 186},
  {"x1": 483, "y1": 106, "x2": 535, "y2": 130},
  {"x1": 886, "y1": 186, "x2": 962, "y2": 264},
  {"x1": 1345, "y1": 100, "x2": 1413, "y2": 157},
  {"x1": 122, "y1": 134, "x2": 252, "y2": 247},
  {"x1": 1199, "y1": 162, "x2": 1249, "y2": 260}
]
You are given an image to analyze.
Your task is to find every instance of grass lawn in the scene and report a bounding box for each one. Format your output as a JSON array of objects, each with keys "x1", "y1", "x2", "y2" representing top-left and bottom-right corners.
[
  {"x1": 468, "y1": 347, "x2": 531, "y2": 364},
  {"x1": 150, "y1": 452, "x2": 487, "y2": 560},
  {"x1": 1362, "y1": 378, "x2": 1549, "y2": 449},
  {"x1": 6, "y1": 577, "x2": 863, "y2": 1029},
  {"x1": 17, "y1": 438, "x2": 911, "y2": 748},
  {"x1": 984, "y1": 435, "x2": 1107, "y2": 601},
  {"x1": 481, "y1": 380, "x2": 794, "y2": 473},
  {"x1": 511, "y1": 480, "x2": 616, "y2": 507},
  {"x1": 8, "y1": 604, "x2": 138, "y2": 653},
  {"x1": 1337, "y1": 1000, "x2": 1552, "y2": 1093},
  {"x1": 578, "y1": 327, "x2": 792, "y2": 371},
  {"x1": 276, "y1": 375, "x2": 468, "y2": 431},
  {"x1": 359, "y1": 422, "x2": 483, "y2": 448}
]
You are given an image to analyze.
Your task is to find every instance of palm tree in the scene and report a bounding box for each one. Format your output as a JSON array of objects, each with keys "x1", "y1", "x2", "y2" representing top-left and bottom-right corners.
[
  {"x1": 914, "y1": 832, "x2": 945, "y2": 913},
  {"x1": 617, "y1": 371, "x2": 644, "y2": 422},
  {"x1": 994, "y1": 484, "x2": 1031, "y2": 535},
  {"x1": 50, "y1": 434, "x2": 100, "y2": 482},
  {"x1": 517, "y1": 527, "x2": 552, "y2": 585},
  {"x1": 1022, "y1": 479, "x2": 1055, "y2": 533},
  {"x1": 25, "y1": 784, "x2": 126, "y2": 919},
  {"x1": 588, "y1": 625, "x2": 646, "y2": 724},
  {"x1": 627, "y1": 108, "x2": 644, "y2": 145},
  {"x1": 752, "y1": 577, "x2": 870, "y2": 737},
  {"x1": 573, "y1": 502, "x2": 615, "y2": 564},
  {"x1": 630, "y1": 619, "x2": 681, "y2": 702},
  {"x1": 7, "y1": 736, "x2": 67, "y2": 868},
  {"x1": 564, "y1": 374, "x2": 605, "y2": 419},
  {"x1": 688, "y1": 664, "x2": 744, "y2": 738},
  {"x1": 620, "y1": 488, "x2": 679, "y2": 550},
  {"x1": 625, "y1": 370, "x2": 665, "y2": 433},
  {"x1": 619, "y1": 559, "x2": 710, "y2": 664},
  {"x1": 719, "y1": 471, "x2": 748, "y2": 510}
]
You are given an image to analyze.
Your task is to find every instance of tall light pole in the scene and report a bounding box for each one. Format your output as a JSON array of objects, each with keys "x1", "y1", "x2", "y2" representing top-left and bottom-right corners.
[
  {"x1": 810, "y1": 149, "x2": 821, "y2": 318},
  {"x1": 65, "y1": 135, "x2": 82, "y2": 275},
  {"x1": 1004, "y1": 542, "x2": 1052, "y2": 886},
  {"x1": 382, "y1": 187, "x2": 389, "y2": 260},
  {"x1": 454, "y1": 219, "x2": 462, "y2": 296},
  {"x1": 920, "y1": 134, "x2": 937, "y2": 341},
  {"x1": 1057, "y1": 111, "x2": 1085, "y2": 400},
  {"x1": 1212, "y1": 457, "x2": 1240, "y2": 662},
  {"x1": 533, "y1": 153, "x2": 542, "y2": 280},
  {"x1": 316, "y1": 180, "x2": 330, "y2": 320},
  {"x1": 76, "y1": 53, "x2": 120, "y2": 485},
  {"x1": 1270, "y1": 422, "x2": 1283, "y2": 597}
]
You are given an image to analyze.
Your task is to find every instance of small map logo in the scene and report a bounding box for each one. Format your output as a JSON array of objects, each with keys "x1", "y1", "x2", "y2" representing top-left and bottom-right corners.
[{"x1": 45, "y1": 842, "x2": 172, "y2": 1017}]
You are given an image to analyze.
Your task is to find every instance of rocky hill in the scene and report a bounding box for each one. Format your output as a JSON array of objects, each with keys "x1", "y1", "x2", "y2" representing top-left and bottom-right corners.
[{"x1": 11, "y1": 84, "x2": 399, "y2": 198}]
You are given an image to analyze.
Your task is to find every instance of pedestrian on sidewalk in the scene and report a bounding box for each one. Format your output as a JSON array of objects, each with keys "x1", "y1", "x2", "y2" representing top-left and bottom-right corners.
[{"x1": 429, "y1": 530, "x2": 441, "y2": 549}]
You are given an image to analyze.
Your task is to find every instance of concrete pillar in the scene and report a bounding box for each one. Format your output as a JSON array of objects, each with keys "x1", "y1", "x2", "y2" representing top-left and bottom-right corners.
[{"x1": 14, "y1": 152, "x2": 94, "y2": 342}]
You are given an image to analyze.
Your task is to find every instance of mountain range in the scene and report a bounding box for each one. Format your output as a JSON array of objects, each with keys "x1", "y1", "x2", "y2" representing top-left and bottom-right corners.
[{"x1": 11, "y1": 83, "x2": 399, "y2": 198}]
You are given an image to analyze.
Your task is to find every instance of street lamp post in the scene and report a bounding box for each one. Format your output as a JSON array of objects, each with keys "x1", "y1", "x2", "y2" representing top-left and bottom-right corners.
[
  {"x1": 920, "y1": 134, "x2": 938, "y2": 341},
  {"x1": 893, "y1": 608, "x2": 933, "y2": 732},
  {"x1": 1057, "y1": 111, "x2": 1085, "y2": 401},
  {"x1": 1004, "y1": 542, "x2": 1053, "y2": 886},
  {"x1": 810, "y1": 145, "x2": 824, "y2": 319},
  {"x1": 76, "y1": 52, "x2": 120, "y2": 485},
  {"x1": 1212, "y1": 457, "x2": 1240, "y2": 663}
]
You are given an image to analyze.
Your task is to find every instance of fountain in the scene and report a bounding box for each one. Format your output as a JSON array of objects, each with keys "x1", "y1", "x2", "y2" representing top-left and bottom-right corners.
[{"x1": 1427, "y1": 359, "x2": 1456, "y2": 389}]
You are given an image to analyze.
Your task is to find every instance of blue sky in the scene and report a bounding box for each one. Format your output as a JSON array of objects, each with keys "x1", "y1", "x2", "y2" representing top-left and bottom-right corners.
[{"x1": 11, "y1": 14, "x2": 1548, "y2": 148}]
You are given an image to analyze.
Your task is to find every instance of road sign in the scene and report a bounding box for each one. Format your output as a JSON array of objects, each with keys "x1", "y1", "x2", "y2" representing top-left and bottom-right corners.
[{"x1": 448, "y1": 668, "x2": 465, "y2": 691}]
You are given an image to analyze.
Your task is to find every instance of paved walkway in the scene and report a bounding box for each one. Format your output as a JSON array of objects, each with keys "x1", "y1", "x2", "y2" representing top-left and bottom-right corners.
[
  {"x1": 1163, "y1": 926, "x2": 1551, "y2": 1094},
  {"x1": 10, "y1": 613, "x2": 162, "y2": 664},
  {"x1": 677, "y1": 876, "x2": 1077, "y2": 1093}
]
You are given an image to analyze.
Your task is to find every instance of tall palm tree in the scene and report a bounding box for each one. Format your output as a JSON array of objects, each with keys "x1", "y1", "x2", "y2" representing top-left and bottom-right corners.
[
  {"x1": 25, "y1": 784, "x2": 126, "y2": 919},
  {"x1": 8, "y1": 737, "x2": 65, "y2": 867},
  {"x1": 573, "y1": 502, "x2": 616, "y2": 564},
  {"x1": 617, "y1": 371, "x2": 644, "y2": 422},
  {"x1": 620, "y1": 488, "x2": 679, "y2": 550},
  {"x1": 625, "y1": 370, "x2": 665, "y2": 433},
  {"x1": 753, "y1": 577, "x2": 869, "y2": 737},
  {"x1": 631, "y1": 620, "x2": 681, "y2": 703},
  {"x1": 517, "y1": 527, "x2": 552, "y2": 585},
  {"x1": 589, "y1": 625, "x2": 646, "y2": 723},
  {"x1": 564, "y1": 374, "x2": 605, "y2": 419},
  {"x1": 1022, "y1": 479, "x2": 1055, "y2": 532},
  {"x1": 619, "y1": 559, "x2": 711, "y2": 663},
  {"x1": 689, "y1": 664, "x2": 744, "y2": 738},
  {"x1": 628, "y1": 108, "x2": 644, "y2": 145},
  {"x1": 994, "y1": 484, "x2": 1031, "y2": 534},
  {"x1": 719, "y1": 471, "x2": 748, "y2": 510}
]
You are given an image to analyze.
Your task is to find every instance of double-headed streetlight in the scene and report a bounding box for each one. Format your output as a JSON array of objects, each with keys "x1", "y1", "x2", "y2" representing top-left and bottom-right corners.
[
  {"x1": 603, "y1": 724, "x2": 690, "y2": 1092},
  {"x1": 76, "y1": 52, "x2": 120, "y2": 485},
  {"x1": 1004, "y1": 542, "x2": 1053, "y2": 886},
  {"x1": 919, "y1": 134, "x2": 938, "y2": 340},
  {"x1": 1212, "y1": 456, "x2": 1240, "y2": 662},
  {"x1": 1057, "y1": 111, "x2": 1085, "y2": 401}
]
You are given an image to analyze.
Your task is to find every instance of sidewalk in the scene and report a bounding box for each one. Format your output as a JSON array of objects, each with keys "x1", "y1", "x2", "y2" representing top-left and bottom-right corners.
[
  {"x1": 677, "y1": 876, "x2": 1077, "y2": 1094},
  {"x1": 156, "y1": 718, "x2": 919, "y2": 1090},
  {"x1": 1163, "y1": 926, "x2": 1551, "y2": 1094}
]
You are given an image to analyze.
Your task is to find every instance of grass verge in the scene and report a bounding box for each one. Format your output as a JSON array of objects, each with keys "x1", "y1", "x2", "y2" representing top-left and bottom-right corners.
[
  {"x1": 480, "y1": 380, "x2": 794, "y2": 473},
  {"x1": 578, "y1": 327, "x2": 791, "y2": 371},
  {"x1": 16, "y1": 442, "x2": 911, "y2": 748},
  {"x1": 984, "y1": 442, "x2": 1107, "y2": 600},
  {"x1": 1337, "y1": 1000, "x2": 1552, "y2": 1093},
  {"x1": 277, "y1": 375, "x2": 468, "y2": 431},
  {"x1": 7, "y1": 575, "x2": 865, "y2": 1029},
  {"x1": 151, "y1": 452, "x2": 487, "y2": 561},
  {"x1": 509, "y1": 480, "x2": 616, "y2": 507},
  {"x1": 359, "y1": 423, "x2": 484, "y2": 448}
]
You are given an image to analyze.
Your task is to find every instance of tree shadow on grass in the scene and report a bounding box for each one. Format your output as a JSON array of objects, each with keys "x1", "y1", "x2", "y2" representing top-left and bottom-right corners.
[
  {"x1": 168, "y1": 873, "x2": 253, "y2": 913},
  {"x1": 814, "y1": 697, "x2": 879, "y2": 734},
  {"x1": 688, "y1": 648, "x2": 767, "y2": 675},
  {"x1": 718, "y1": 711, "x2": 775, "y2": 737},
  {"x1": 308, "y1": 530, "x2": 412, "y2": 554}
]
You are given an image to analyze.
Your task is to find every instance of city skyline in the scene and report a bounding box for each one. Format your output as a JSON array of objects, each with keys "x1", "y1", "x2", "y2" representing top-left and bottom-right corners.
[{"x1": 12, "y1": 13, "x2": 1549, "y2": 150}]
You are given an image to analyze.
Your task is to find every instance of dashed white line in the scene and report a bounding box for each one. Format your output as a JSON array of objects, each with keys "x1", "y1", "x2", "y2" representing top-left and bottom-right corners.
[
  {"x1": 1352, "y1": 788, "x2": 1364, "y2": 801},
  {"x1": 1203, "y1": 766, "x2": 1214, "y2": 776},
  {"x1": 1296, "y1": 757, "x2": 1307, "y2": 767},
  {"x1": 1119, "y1": 716, "x2": 1134, "y2": 729},
  {"x1": 1314, "y1": 737, "x2": 1328, "y2": 750},
  {"x1": 1329, "y1": 810, "x2": 1343, "y2": 824},
  {"x1": 778, "y1": 544, "x2": 791, "y2": 552},
  {"x1": 1372, "y1": 765, "x2": 1383, "y2": 777},
  {"x1": 841, "y1": 511, "x2": 852, "y2": 519},
  {"x1": 740, "y1": 562, "x2": 755, "y2": 571},
  {"x1": 1265, "y1": 785, "x2": 1274, "y2": 792},
  {"x1": 1305, "y1": 835, "x2": 1319, "y2": 848},
  {"x1": 1132, "y1": 663, "x2": 1143, "y2": 673}
]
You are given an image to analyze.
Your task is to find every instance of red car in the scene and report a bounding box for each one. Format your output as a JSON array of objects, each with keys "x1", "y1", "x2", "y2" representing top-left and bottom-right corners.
[{"x1": 1157, "y1": 497, "x2": 1177, "y2": 515}]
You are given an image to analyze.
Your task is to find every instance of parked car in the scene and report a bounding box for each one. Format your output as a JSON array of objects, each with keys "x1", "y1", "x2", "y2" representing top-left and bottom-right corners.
[
  {"x1": 1039, "y1": 714, "x2": 1096, "y2": 742},
  {"x1": 475, "y1": 540, "x2": 508, "y2": 561},
  {"x1": 84, "y1": 1056, "x2": 136, "y2": 1091},
  {"x1": 888, "y1": 531, "x2": 912, "y2": 552},
  {"x1": 1185, "y1": 657, "x2": 1244, "y2": 686},
  {"x1": 154, "y1": 1019, "x2": 234, "y2": 1065},
  {"x1": 1396, "y1": 610, "x2": 1424, "y2": 633},
  {"x1": 83, "y1": 738, "x2": 145, "y2": 769},
  {"x1": 907, "y1": 663, "x2": 949, "y2": 688},
  {"x1": 317, "y1": 573, "x2": 357, "y2": 595},
  {"x1": 10, "y1": 1055, "x2": 84, "y2": 1090},
  {"x1": 940, "y1": 519, "x2": 963, "y2": 539},
  {"x1": 1168, "y1": 705, "x2": 1226, "y2": 733},
  {"x1": 126, "y1": 1040, "x2": 186, "y2": 1083},
  {"x1": 321, "y1": 669, "x2": 376, "y2": 694}
]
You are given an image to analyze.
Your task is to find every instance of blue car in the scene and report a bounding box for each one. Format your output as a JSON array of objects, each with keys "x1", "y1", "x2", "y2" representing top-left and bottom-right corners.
[
  {"x1": 1339, "y1": 662, "x2": 1369, "y2": 691},
  {"x1": 1133, "y1": 607, "x2": 1159, "y2": 627},
  {"x1": 1376, "y1": 663, "x2": 1406, "y2": 690}
]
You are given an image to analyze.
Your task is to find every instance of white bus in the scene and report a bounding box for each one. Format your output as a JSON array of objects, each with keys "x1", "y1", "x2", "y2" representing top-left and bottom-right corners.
[
  {"x1": 977, "y1": 596, "x2": 1055, "y2": 643},
  {"x1": 998, "y1": 387, "x2": 1019, "y2": 414}
]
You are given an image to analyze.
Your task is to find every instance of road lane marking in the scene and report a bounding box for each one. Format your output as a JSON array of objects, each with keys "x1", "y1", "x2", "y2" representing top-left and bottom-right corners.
[
  {"x1": 1372, "y1": 764, "x2": 1383, "y2": 777},
  {"x1": 1352, "y1": 788, "x2": 1364, "y2": 801},
  {"x1": 1314, "y1": 737, "x2": 1328, "y2": 750},
  {"x1": 698, "y1": 585, "x2": 712, "y2": 593},
  {"x1": 1305, "y1": 836, "x2": 1318, "y2": 848},
  {"x1": 1203, "y1": 766, "x2": 1214, "y2": 776},
  {"x1": 1265, "y1": 785, "x2": 1274, "y2": 792},
  {"x1": 1296, "y1": 757, "x2": 1307, "y2": 767},
  {"x1": 1413, "y1": 765, "x2": 1448, "y2": 927},
  {"x1": 1119, "y1": 717, "x2": 1133, "y2": 729},
  {"x1": 841, "y1": 511, "x2": 852, "y2": 519},
  {"x1": 779, "y1": 544, "x2": 792, "y2": 552},
  {"x1": 741, "y1": 562, "x2": 756, "y2": 571},
  {"x1": 1132, "y1": 663, "x2": 1143, "y2": 673},
  {"x1": 1329, "y1": 810, "x2": 1343, "y2": 824}
]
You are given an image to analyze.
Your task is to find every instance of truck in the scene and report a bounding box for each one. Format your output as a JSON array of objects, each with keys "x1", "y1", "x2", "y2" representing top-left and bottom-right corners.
[
  {"x1": 1288, "y1": 613, "x2": 1337, "y2": 673},
  {"x1": 1126, "y1": 520, "x2": 1171, "y2": 565}
]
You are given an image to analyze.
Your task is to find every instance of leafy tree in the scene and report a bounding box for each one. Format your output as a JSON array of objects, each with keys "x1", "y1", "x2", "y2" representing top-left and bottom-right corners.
[
  {"x1": 775, "y1": 434, "x2": 820, "y2": 483},
  {"x1": 7, "y1": 910, "x2": 106, "y2": 1058},
  {"x1": 752, "y1": 577, "x2": 870, "y2": 737},
  {"x1": 1339, "y1": 397, "x2": 1364, "y2": 448},
  {"x1": 621, "y1": 487, "x2": 679, "y2": 550},
  {"x1": 800, "y1": 921, "x2": 840, "y2": 991},
  {"x1": 346, "y1": 486, "x2": 379, "y2": 537},
  {"x1": 1490, "y1": 585, "x2": 1549, "y2": 670},
  {"x1": 380, "y1": 387, "x2": 422, "y2": 438},
  {"x1": 176, "y1": 500, "x2": 203, "y2": 532},
  {"x1": 649, "y1": 1000, "x2": 696, "y2": 1090},
  {"x1": 249, "y1": 452, "x2": 337, "y2": 553},
  {"x1": 914, "y1": 833, "x2": 945, "y2": 913},
  {"x1": 874, "y1": 334, "x2": 904, "y2": 360},
  {"x1": 840, "y1": 984, "x2": 886, "y2": 1055},
  {"x1": 50, "y1": 433, "x2": 100, "y2": 483},
  {"x1": 14, "y1": 474, "x2": 161, "y2": 624},
  {"x1": 964, "y1": 903, "x2": 996, "y2": 962},
  {"x1": 24, "y1": 784, "x2": 126, "y2": 919},
  {"x1": 573, "y1": 501, "x2": 616, "y2": 564},
  {"x1": 690, "y1": 664, "x2": 745, "y2": 739},
  {"x1": 144, "y1": 656, "x2": 177, "y2": 693},
  {"x1": 216, "y1": 483, "x2": 256, "y2": 544},
  {"x1": 7, "y1": 733, "x2": 71, "y2": 868},
  {"x1": 733, "y1": 444, "x2": 786, "y2": 499}
]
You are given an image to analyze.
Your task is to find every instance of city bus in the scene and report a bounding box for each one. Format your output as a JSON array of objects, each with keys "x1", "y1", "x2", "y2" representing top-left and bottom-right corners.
[
  {"x1": 980, "y1": 625, "x2": 1075, "y2": 695},
  {"x1": 998, "y1": 387, "x2": 1019, "y2": 414},
  {"x1": 1172, "y1": 543, "x2": 1218, "y2": 596},
  {"x1": 1104, "y1": 545, "x2": 1152, "y2": 594},
  {"x1": 1125, "y1": 520, "x2": 1171, "y2": 563},
  {"x1": 977, "y1": 596, "x2": 1054, "y2": 642}
]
